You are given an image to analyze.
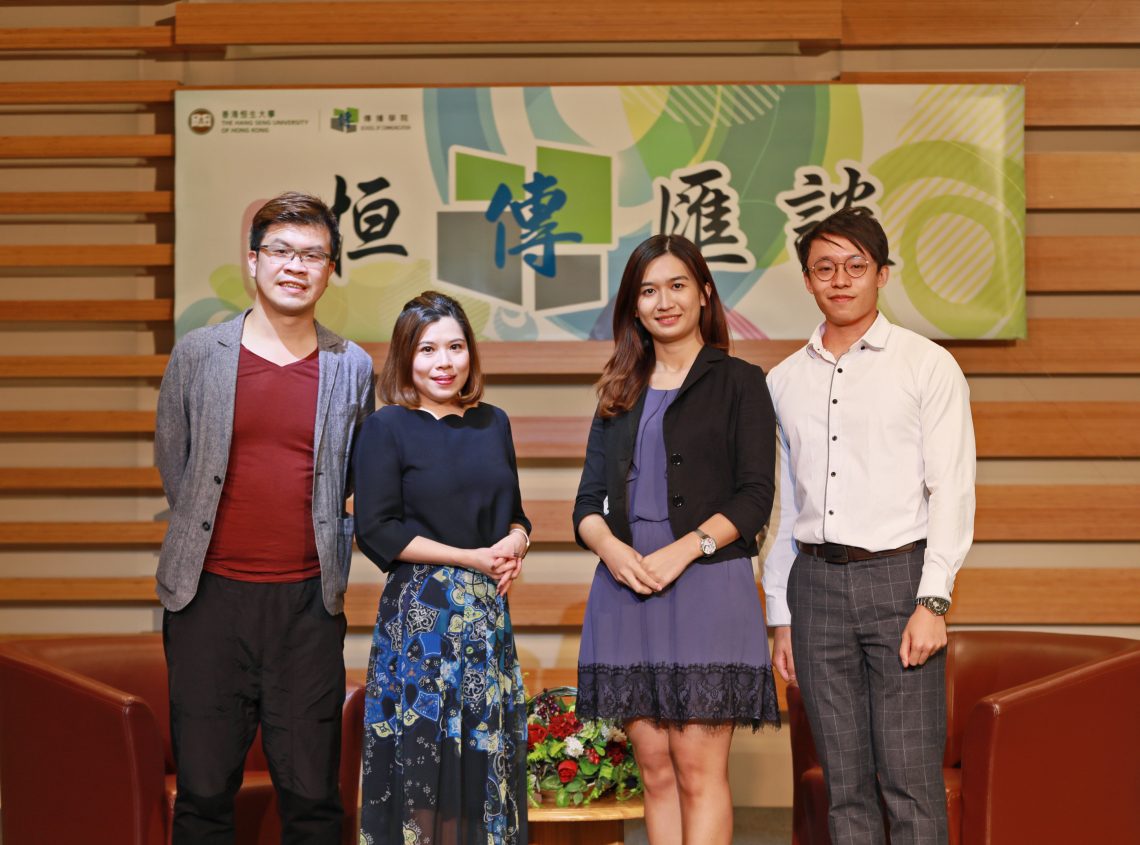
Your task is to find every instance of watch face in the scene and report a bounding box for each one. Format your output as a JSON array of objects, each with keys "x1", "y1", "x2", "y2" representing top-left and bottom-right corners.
[
  {"x1": 919, "y1": 597, "x2": 951, "y2": 616},
  {"x1": 699, "y1": 536, "x2": 716, "y2": 556}
]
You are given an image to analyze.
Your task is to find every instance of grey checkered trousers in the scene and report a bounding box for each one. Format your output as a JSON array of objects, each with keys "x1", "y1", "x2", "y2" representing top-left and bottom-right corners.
[{"x1": 789, "y1": 543, "x2": 948, "y2": 845}]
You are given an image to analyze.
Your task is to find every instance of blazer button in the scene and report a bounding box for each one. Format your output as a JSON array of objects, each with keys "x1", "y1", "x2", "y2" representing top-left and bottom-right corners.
[
  {"x1": 671, "y1": 494, "x2": 685, "y2": 508},
  {"x1": 201, "y1": 521, "x2": 211, "y2": 531},
  {"x1": 670, "y1": 453, "x2": 683, "y2": 466},
  {"x1": 213, "y1": 475, "x2": 222, "y2": 484}
]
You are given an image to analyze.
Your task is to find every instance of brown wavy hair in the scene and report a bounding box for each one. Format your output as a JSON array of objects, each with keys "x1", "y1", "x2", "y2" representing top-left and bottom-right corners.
[
  {"x1": 378, "y1": 291, "x2": 484, "y2": 409},
  {"x1": 595, "y1": 234, "x2": 730, "y2": 417}
]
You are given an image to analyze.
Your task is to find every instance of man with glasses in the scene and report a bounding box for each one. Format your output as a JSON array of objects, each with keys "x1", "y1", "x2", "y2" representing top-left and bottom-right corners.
[
  {"x1": 763, "y1": 207, "x2": 975, "y2": 845},
  {"x1": 155, "y1": 192, "x2": 374, "y2": 843}
]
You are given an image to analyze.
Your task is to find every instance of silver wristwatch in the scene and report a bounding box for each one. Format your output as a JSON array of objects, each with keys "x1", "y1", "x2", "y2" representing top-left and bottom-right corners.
[
  {"x1": 916, "y1": 596, "x2": 951, "y2": 616},
  {"x1": 694, "y1": 528, "x2": 716, "y2": 557}
]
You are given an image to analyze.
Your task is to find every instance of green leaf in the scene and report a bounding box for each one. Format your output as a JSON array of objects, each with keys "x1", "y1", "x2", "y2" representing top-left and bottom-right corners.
[
  {"x1": 556, "y1": 789, "x2": 570, "y2": 808},
  {"x1": 540, "y1": 774, "x2": 561, "y2": 791},
  {"x1": 579, "y1": 760, "x2": 599, "y2": 777}
]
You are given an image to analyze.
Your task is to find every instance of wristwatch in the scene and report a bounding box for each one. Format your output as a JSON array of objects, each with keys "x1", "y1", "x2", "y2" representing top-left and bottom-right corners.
[
  {"x1": 694, "y1": 528, "x2": 716, "y2": 557},
  {"x1": 916, "y1": 596, "x2": 951, "y2": 616}
]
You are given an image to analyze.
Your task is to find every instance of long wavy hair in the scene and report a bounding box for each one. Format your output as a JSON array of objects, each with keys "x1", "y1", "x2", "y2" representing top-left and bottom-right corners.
[{"x1": 595, "y1": 234, "x2": 730, "y2": 417}]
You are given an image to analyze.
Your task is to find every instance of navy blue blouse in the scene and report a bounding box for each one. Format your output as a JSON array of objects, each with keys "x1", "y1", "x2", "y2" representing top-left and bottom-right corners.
[{"x1": 352, "y1": 403, "x2": 530, "y2": 572}]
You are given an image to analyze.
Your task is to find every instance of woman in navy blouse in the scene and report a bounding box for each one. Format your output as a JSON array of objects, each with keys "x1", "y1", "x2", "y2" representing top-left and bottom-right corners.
[{"x1": 353, "y1": 291, "x2": 530, "y2": 845}]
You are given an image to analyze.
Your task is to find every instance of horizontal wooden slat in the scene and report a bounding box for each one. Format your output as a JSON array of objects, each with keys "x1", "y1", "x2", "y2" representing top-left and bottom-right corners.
[
  {"x1": 0, "y1": 81, "x2": 179, "y2": 106},
  {"x1": 941, "y1": 319, "x2": 1140, "y2": 375},
  {"x1": 0, "y1": 411, "x2": 155, "y2": 435},
  {"x1": 0, "y1": 523, "x2": 166, "y2": 547},
  {"x1": 1, "y1": 319, "x2": 1137, "y2": 379},
  {"x1": 4, "y1": 568, "x2": 1137, "y2": 625},
  {"x1": 1027, "y1": 152, "x2": 1140, "y2": 210},
  {"x1": 525, "y1": 488, "x2": 1140, "y2": 544},
  {"x1": 0, "y1": 356, "x2": 168, "y2": 379},
  {"x1": 1027, "y1": 236, "x2": 1140, "y2": 294},
  {"x1": 5, "y1": 486, "x2": 1129, "y2": 541},
  {"x1": 0, "y1": 135, "x2": 172, "y2": 159},
  {"x1": 0, "y1": 192, "x2": 173, "y2": 214},
  {"x1": 972, "y1": 403, "x2": 1140, "y2": 458},
  {"x1": 512, "y1": 416, "x2": 592, "y2": 460},
  {"x1": 8, "y1": 244, "x2": 172, "y2": 268},
  {"x1": 0, "y1": 468, "x2": 159, "y2": 493},
  {"x1": 975, "y1": 485, "x2": 1140, "y2": 542},
  {"x1": 0, "y1": 26, "x2": 174, "y2": 51},
  {"x1": 841, "y1": 1, "x2": 1140, "y2": 46},
  {"x1": 948, "y1": 568, "x2": 1140, "y2": 625},
  {"x1": 511, "y1": 405, "x2": 1140, "y2": 461},
  {"x1": 343, "y1": 568, "x2": 1140, "y2": 626},
  {"x1": 839, "y1": 70, "x2": 1140, "y2": 127},
  {"x1": 5, "y1": 403, "x2": 1139, "y2": 459},
  {"x1": 0, "y1": 300, "x2": 172, "y2": 323},
  {"x1": 175, "y1": 1, "x2": 842, "y2": 46}
]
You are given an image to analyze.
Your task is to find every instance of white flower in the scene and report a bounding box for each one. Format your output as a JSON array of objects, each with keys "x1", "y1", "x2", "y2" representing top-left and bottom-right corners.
[
  {"x1": 564, "y1": 736, "x2": 585, "y2": 758},
  {"x1": 606, "y1": 726, "x2": 627, "y2": 744}
]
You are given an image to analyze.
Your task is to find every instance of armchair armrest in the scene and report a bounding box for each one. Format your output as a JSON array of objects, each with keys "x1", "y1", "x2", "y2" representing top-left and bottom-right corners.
[
  {"x1": 0, "y1": 650, "x2": 167, "y2": 845},
  {"x1": 961, "y1": 647, "x2": 1140, "y2": 845}
]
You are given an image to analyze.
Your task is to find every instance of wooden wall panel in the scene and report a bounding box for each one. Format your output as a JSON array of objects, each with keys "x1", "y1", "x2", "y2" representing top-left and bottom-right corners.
[
  {"x1": 840, "y1": 70, "x2": 1140, "y2": 127},
  {"x1": 841, "y1": 1, "x2": 1140, "y2": 46},
  {"x1": 174, "y1": 1, "x2": 843, "y2": 46},
  {"x1": 0, "y1": 192, "x2": 173, "y2": 215},
  {"x1": 3, "y1": 402, "x2": 1138, "y2": 459},
  {"x1": 0, "y1": 27, "x2": 174, "y2": 51},
  {"x1": 1, "y1": 3, "x2": 1137, "y2": 686},
  {"x1": 1027, "y1": 153, "x2": 1140, "y2": 210},
  {"x1": 4, "y1": 569, "x2": 1137, "y2": 626}
]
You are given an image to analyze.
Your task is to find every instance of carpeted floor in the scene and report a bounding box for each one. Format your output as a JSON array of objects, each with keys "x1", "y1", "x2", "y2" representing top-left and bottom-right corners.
[{"x1": 625, "y1": 807, "x2": 793, "y2": 844}]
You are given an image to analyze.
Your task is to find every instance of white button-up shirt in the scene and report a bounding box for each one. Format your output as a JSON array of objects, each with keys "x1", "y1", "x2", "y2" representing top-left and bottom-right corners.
[{"x1": 762, "y1": 312, "x2": 976, "y2": 626}]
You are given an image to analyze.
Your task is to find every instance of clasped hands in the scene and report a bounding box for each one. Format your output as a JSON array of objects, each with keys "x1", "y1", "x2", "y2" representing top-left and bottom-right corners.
[
  {"x1": 468, "y1": 533, "x2": 527, "y2": 596},
  {"x1": 599, "y1": 535, "x2": 691, "y2": 596}
]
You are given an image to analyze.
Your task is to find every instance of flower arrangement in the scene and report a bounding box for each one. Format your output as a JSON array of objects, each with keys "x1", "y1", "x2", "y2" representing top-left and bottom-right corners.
[{"x1": 526, "y1": 686, "x2": 643, "y2": 808}]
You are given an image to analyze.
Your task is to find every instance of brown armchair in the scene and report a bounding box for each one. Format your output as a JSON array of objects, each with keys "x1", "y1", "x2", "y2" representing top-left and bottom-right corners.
[
  {"x1": 0, "y1": 634, "x2": 365, "y2": 845},
  {"x1": 788, "y1": 630, "x2": 1140, "y2": 845}
]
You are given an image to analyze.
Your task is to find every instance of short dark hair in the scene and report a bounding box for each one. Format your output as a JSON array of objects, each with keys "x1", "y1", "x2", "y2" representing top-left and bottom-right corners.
[
  {"x1": 248, "y1": 192, "x2": 341, "y2": 259},
  {"x1": 794, "y1": 206, "x2": 895, "y2": 272},
  {"x1": 378, "y1": 291, "x2": 485, "y2": 409}
]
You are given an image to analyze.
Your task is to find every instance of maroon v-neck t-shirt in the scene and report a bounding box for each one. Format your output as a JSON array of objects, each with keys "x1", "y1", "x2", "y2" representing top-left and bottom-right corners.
[{"x1": 204, "y1": 345, "x2": 321, "y2": 582}]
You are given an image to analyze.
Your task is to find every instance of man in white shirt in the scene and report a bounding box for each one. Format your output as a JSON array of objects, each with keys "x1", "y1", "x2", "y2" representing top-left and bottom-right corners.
[{"x1": 764, "y1": 207, "x2": 975, "y2": 845}]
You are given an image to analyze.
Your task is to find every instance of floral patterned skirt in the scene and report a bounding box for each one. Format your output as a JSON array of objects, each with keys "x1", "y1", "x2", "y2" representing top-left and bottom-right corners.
[{"x1": 360, "y1": 563, "x2": 528, "y2": 845}]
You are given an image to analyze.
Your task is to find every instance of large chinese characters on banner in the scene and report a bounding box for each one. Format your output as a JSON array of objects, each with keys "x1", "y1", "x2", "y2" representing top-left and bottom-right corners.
[{"x1": 175, "y1": 85, "x2": 1025, "y2": 341}]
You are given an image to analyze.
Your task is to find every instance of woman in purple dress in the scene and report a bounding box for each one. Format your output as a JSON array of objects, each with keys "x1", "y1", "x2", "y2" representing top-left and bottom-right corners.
[{"x1": 573, "y1": 235, "x2": 779, "y2": 845}]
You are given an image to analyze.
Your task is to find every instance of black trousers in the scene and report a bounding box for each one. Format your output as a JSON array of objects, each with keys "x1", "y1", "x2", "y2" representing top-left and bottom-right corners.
[
  {"x1": 789, "y1": 545, "x2": 948, "y2": 845},
  {"x1": 164, "y1": 572, "x2": 348, "y2": 845}
]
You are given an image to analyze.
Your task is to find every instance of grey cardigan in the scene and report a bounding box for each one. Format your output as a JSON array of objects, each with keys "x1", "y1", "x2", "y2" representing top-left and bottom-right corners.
[{"x1": 154, "y1": 311, "x2": 375, "y2": 614}]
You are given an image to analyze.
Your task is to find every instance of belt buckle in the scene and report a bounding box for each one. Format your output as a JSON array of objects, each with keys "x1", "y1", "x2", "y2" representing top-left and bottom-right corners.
[{"x1": 821, "y1": 542, "x2": 850, "y2": 564}]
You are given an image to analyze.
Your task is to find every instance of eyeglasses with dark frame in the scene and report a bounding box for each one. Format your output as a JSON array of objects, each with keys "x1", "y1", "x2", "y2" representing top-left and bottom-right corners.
[
  {"x1": 258, "y1": 243, "x2": 332, "y2": 269},
  {"x1": 806, "y1": 255, "x2": 871, "y2": 282}
]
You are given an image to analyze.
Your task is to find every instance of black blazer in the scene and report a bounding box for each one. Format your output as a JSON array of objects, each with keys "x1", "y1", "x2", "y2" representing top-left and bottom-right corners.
[{"x1": 572, "y1": 345, "x2": 776, "y2": 564}]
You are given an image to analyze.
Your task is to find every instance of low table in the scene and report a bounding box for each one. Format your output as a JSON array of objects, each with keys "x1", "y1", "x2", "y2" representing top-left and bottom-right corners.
[{"x1": 528, "y1": 794, "x2": 645, "y2": 845}]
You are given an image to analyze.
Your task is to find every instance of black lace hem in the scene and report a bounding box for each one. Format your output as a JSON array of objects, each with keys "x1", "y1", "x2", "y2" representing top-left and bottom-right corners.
[{"x1": 577, "y1": 662, "x2": 781, "y2": 731}]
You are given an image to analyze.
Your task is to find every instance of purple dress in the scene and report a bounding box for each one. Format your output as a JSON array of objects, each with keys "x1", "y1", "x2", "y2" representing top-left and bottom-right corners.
[{"x1": 577, "y1": 388, "x2": 780, "y2": 728}]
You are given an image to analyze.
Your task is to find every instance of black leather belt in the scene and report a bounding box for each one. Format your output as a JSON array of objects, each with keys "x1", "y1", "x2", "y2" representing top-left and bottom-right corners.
[{"x1": 797, "y1": 541, "x2": 918, "y2": 564}]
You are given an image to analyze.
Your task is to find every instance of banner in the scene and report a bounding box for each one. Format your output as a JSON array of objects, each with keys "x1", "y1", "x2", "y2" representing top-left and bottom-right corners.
[{"x1": 175, "y1": 84, "x2": 1025, "y2": 341}]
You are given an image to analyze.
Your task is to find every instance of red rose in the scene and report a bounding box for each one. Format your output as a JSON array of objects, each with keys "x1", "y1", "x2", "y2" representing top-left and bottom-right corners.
[
  {"x1": 586, "y1": 748, "x2": 601, "y2": 764},
  {"x1": 606, "y1": 742, "x2": 625, "y2": 764},
  {"x1": 527, "y1": 724, "x2": 549, "y2": 750},
  {"x1": 549, "y1": 712, "x2": 582, "y2": 740},
  {"x1": 557, "y1": 760, "x2": 579, "y2": 783}
]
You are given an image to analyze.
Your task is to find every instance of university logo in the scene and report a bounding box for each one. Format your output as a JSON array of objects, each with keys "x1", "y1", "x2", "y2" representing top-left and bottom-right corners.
[
  {"x1": 330, "y1": 108, "x2": 359, "y2": 133},
  {"x1": 188, "y1": 109, "x2": 214, "y2": 135}
]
